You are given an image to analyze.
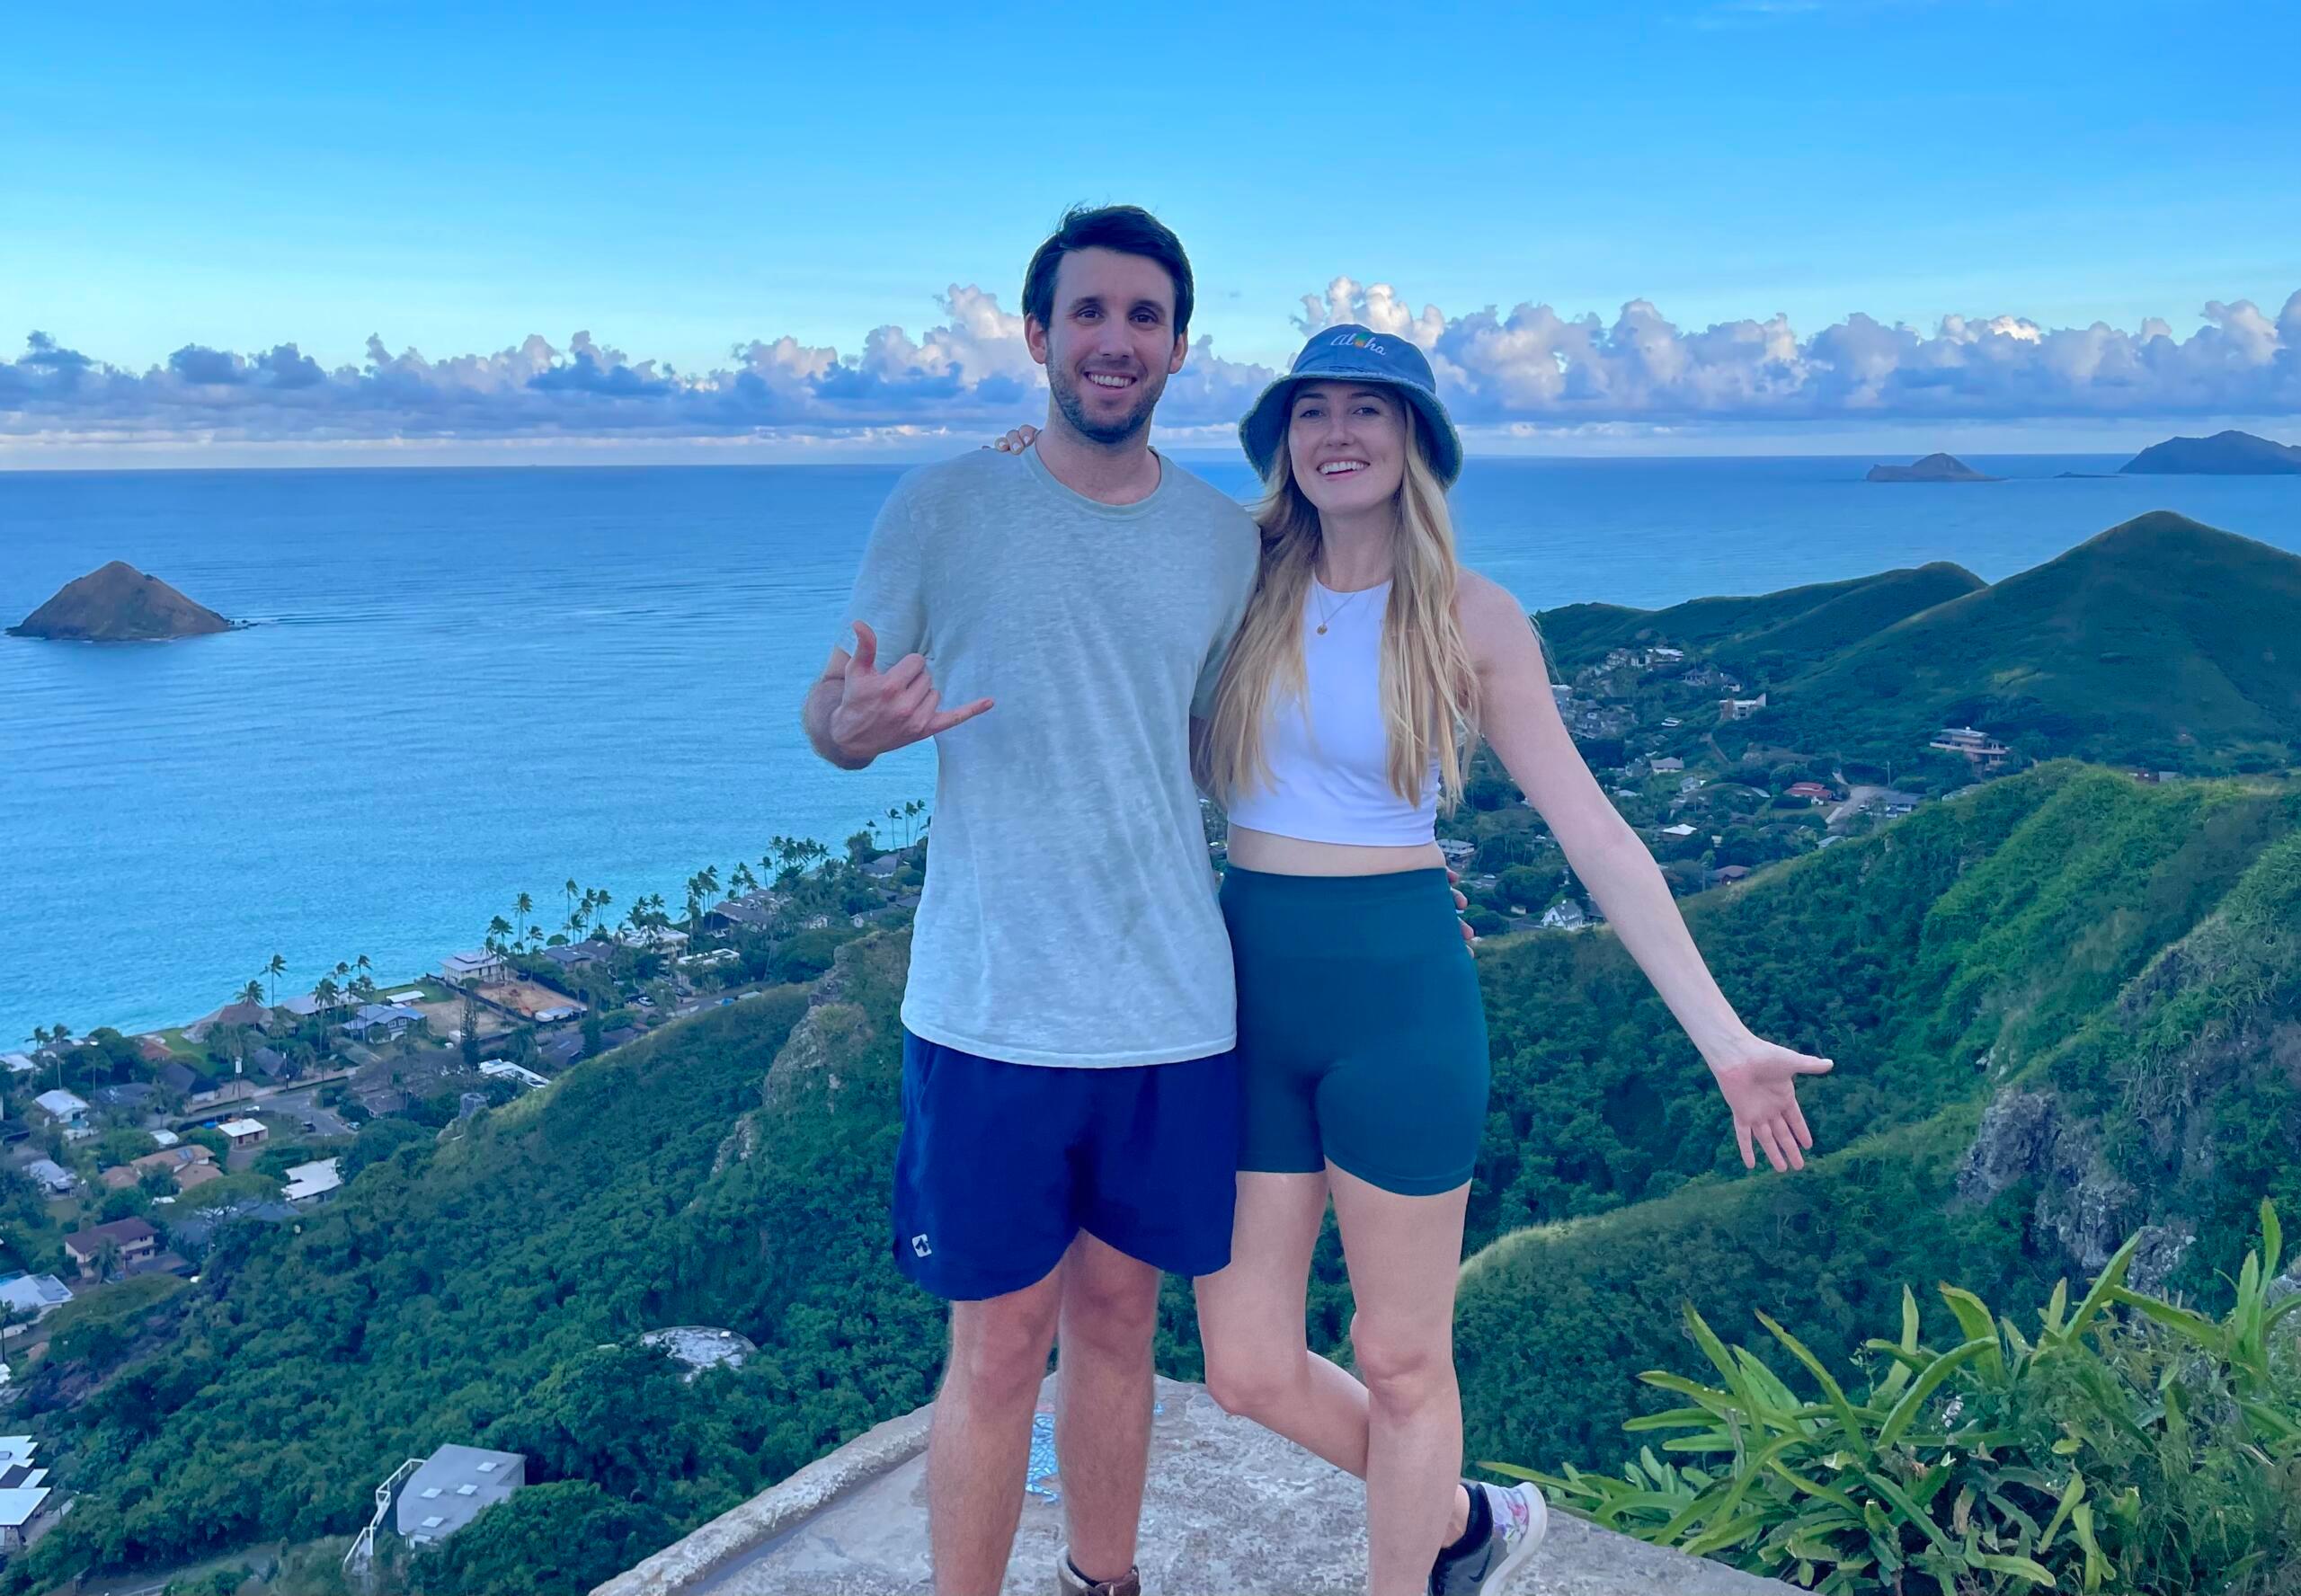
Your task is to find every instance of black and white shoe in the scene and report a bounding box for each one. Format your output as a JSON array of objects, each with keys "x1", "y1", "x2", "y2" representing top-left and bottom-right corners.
[{"x1": 1428, "y1": 1482, "x2": 1549, "y2": 1595}]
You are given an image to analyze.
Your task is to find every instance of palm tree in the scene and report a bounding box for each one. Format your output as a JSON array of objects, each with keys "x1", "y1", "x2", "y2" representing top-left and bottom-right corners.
[
  {"x1": 239, "y1": 979, "x2": 264, "y2": 1006},
  {"x1": 564, "y1": 877, "x2": 580, "y2": 929},
  {"x1": 514, "y1": 893, "x2": 535, "y2": 952},
  {"x1": 903, "y1": 798, "x2": 926, "y2": 847},
  {"x1": 486, "y1": 914, "x2": 514, "y2": 953},
  {"x1": 264, "y1": 953, "x2": 287, "y2": 1007},
  {"x1": 355, "y1": 953, "x2": 373, "y2": 988},
  {"x1": 314, "y1": 975, "x2": 341, "y2": 1016}
]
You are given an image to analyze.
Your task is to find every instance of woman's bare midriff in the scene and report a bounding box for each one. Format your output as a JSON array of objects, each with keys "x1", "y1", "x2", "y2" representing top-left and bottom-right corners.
[{"x1": 1224, "y1": 824, "x2": 1445, "y2": 877}]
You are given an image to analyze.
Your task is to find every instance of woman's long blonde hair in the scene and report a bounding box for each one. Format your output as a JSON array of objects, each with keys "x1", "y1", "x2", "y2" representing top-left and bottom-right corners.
[{"x1": 1200, "y1": 404, "x2": 1479, "y2": 811}]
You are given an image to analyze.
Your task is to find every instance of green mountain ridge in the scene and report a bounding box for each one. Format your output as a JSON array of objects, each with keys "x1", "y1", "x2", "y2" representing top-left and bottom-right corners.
[
  {"x1": 1541, "y1": 512, "x2": 2301, "y2": 773},
  {"x1": 1537, "y1": 563, "x2": 1985, "y2": 672},
  {"x1": 1763, "y1": 512, "x2": 2301, "y2": 767}
]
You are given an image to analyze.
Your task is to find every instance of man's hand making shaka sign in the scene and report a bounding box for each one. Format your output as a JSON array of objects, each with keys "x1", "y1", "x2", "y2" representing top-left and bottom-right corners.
[{"x1": 807, "y1": 620, "x2": 994, "y2": 770}]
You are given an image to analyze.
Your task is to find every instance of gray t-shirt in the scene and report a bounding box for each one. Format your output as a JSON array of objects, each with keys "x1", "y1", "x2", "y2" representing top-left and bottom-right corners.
[{"x1": 843, "y1": 447, "x2": 1258, "y2": 1068}]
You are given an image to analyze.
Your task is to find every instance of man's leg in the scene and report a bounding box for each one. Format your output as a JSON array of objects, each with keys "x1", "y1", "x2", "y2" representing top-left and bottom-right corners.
[
  {"x1": 1053, "y1": 1231, "x2": 1163, "y2": 1584},
  {"x1": 928, "y1": 1266, "x2": 1066, "y2": 1596}
]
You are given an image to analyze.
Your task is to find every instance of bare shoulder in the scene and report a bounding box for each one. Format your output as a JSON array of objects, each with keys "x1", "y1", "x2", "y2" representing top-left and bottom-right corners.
[{"x1": 1455, "y1": 568, "x2": 1535, "y2": 643}]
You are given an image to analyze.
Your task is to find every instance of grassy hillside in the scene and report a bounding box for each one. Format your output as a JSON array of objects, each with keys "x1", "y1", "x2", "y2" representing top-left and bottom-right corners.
[
  {"x1": 1536, "y1": 563, "x2": 1983, "y2": 673},
  {"x1": 1535, "y1": 513, "x2": 2300, "y2": 776},
  {"x1": 1455, "y1": 766, "x2": 2301, "y2": 1477},
  {"x1": 1757, "y1": 512, "x2": 2301, "y2": 770}
]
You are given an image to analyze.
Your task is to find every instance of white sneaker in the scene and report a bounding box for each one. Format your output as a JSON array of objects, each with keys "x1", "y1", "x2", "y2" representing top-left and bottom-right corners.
[{"x1": 1427, "y1": 1481, "x2": 1549, "y2": 1595}]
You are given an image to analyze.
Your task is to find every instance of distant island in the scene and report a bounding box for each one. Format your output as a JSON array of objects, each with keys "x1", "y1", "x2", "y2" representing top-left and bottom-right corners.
[
  {"x1": 1865, "y1": 452, "x2": 2000, "y2": 483},
  {"x1": 2120, "y1": 429, "x2": 2301, "y2": 475},
  {"x1": 7, "y1": 561, "x2": 237, "y2": 641}
]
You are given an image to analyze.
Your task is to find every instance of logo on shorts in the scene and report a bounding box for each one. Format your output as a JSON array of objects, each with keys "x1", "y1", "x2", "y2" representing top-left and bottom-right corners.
[{"x1": 911, "y1": 1233, "x2": 933, "y2": 1258}]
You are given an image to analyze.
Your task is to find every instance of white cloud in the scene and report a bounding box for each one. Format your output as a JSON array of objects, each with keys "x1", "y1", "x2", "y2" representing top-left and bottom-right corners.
[{"x1": 4, "y1": 284, "x2": 2297, "y2": 449}]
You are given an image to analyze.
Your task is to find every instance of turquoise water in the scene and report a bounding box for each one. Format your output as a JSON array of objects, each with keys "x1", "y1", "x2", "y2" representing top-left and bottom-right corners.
[{"x1": 3, "y1": 455, "x2": 2297, "y2": 1042}]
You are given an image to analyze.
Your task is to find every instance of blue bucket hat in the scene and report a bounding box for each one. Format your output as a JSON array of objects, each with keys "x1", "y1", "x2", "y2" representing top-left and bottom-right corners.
[{"x1": 1239, "y1": 324, "x2": 1463, "y2": 489}]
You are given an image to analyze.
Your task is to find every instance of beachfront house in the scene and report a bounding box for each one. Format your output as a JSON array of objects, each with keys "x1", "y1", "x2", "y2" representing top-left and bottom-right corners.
[
  {"x1": 440, "y1": 948, "x2": 507, "y2": 987},
  {"x1": 187, "y1": 998, "x2": 271, "y2": 1042},
  {"x1": 540, "y1": 941, "x2": 607, "y2": 970},
  {"x1": 63, "y1": 1217, "x2": 159, "y2": 1281},
  {"x1": 342, "y1": 1002, "x2": 425, "y2": 1042},
  {"x1": 218, "y1": 1116, "x2": 269, "y2": 1150},
  {"x1": 0, "y1": 1053, "x2": 36, "y2": 1077},
  {"x1": 705, "y1": 893, "x2": 781, "y2": 933},
  {"x1": 617, "y1": 924, "x2": 689, "y2": 951},
  {"x1": 396, "y1": 1445, "x2": 528, "y2": 1546}
]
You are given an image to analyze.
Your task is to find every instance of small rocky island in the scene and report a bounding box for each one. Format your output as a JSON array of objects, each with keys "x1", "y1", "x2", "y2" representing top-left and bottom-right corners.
[
  {"x1": 2120, "y1": 429, "x2": 2301, "y2": 475},
  {"x1": 7, "y1": 561, "x2": 237, "y2": 641},
  {"x1": 1866, "y1": 452, "x2": 2000, "y2": 483}
]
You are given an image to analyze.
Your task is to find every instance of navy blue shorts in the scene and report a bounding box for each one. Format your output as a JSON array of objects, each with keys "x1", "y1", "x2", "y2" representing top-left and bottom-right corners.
[{"x1": 892, "y1": 1029, "x2": 1241, "y2": 1301}]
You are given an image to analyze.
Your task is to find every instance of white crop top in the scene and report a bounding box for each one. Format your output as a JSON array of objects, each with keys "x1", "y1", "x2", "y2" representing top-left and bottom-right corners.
[{"x1": 1222, "y1": 578, "x2": 1441, "y2": 847}]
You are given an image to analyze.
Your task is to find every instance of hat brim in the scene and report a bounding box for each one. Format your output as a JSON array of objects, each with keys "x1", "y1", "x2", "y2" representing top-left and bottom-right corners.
[{"x1": 1238, "y1": 372, "x2": 1462, "y2": 490}]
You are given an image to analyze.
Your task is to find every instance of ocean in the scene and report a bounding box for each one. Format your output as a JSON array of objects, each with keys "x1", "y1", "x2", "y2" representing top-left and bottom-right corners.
[{"x1": 3, "y1": 454, "x2": 2297, "y2": 1044}]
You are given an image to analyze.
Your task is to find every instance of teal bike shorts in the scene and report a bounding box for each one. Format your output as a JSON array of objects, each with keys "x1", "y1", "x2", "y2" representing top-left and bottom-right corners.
[{"x1": 1220, "y1": 864, "x2": 1489, "y2": 1196}]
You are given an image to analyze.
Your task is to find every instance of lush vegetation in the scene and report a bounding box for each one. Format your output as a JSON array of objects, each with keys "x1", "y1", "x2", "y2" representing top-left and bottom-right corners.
[
  {"x1": 1540, "y1": 513, "x2": 2301, "y2": 776},
  {"x1": 13, "y1": 759, "x2": 2301, "y2": 1595},
  {"x1": 1499, "y1": 1206, "x2": 2301, "y2": 1593}
]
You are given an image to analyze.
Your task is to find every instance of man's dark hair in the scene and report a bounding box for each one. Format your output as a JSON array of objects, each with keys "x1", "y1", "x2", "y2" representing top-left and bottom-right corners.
[{"x1": 1022, "y1": 204, "x2": 1195, "y2": 340}]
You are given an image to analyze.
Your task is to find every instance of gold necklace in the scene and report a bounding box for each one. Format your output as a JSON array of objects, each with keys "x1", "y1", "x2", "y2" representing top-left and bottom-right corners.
[{"x1": 1313, "y1": 578, "x2": 1378, "y2": 636}]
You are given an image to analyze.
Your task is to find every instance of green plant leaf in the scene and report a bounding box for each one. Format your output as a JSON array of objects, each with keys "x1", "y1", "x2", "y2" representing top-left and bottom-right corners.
[
  {"x1": 1861, "y1": 1468, "x2": 1958, "y2": 1555},
  {"x1": 1879, "y1": 1337, "x2": 1997, "y2": 1449},
  {"x1": 1758, "y1": 1310, "x2": 1875, "y2": 1458},
  {"x1": 1938, "y1": 1285, "x2": 2006, "y2": 1379}
]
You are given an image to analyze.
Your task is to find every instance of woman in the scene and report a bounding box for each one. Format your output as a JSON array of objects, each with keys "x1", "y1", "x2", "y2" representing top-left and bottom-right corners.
[{"x1": 996, "y1": 325, "x2": 1833, "y2": 1596}]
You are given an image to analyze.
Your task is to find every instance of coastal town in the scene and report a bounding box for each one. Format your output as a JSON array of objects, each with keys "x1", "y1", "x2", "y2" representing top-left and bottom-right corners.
[
  {"x1": 0, "y1": 820, "x2": 932, "y2": 1557},
  {"x1": 1427, "y1": 635, "x2": 2083, "y2": 937}
]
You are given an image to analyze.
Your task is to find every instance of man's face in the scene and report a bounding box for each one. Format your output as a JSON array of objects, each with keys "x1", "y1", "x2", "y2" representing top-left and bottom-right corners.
[{"x1": 1026, "y1": 246, "x2": 1187, "y2": 448}]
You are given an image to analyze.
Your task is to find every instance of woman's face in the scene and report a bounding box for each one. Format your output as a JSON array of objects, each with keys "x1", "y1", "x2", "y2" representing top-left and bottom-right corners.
[{"x1": 1287, "y1": 381, "x2": 1408, "y2": 517}]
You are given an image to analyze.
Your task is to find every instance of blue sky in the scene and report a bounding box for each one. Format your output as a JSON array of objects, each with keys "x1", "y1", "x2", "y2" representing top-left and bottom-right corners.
[{"x1": 4, "y1": 1, "x2": 2297, "y2": 459}]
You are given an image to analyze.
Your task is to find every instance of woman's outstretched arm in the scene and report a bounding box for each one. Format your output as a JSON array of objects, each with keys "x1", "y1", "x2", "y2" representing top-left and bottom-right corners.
[{"x1": 1458, "y1": 571, "x2": 1833, "y2": 1173}]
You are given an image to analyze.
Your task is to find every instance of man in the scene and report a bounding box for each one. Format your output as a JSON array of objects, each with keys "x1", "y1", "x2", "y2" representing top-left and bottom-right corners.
[{"x1": 803, "y1": 205, "x2": 1257, "y2": 1596}]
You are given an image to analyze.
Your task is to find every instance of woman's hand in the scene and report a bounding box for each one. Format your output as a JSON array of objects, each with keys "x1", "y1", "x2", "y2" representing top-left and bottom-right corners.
[
  {"x1": 986, "y1": 423, "x2": 1040, "y2": 453},
  {"x1": 1705, "y1": 1036, "x2": 1833, "y2": 1173}
]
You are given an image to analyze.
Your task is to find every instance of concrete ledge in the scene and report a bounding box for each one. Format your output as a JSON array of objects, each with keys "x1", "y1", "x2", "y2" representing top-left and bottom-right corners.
[
  {"x1": 591, "y1": 1402, "x2": 934, "y2": 1596},
  {"x1": 594, "y1": 1379, "x2": 1792, "y2": 1596}
]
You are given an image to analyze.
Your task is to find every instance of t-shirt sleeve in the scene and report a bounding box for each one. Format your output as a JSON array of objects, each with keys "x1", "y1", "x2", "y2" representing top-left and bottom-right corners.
[
  {"x1": 842, "y1": 478, "x2": 928, "y2": 660},
  {"x1": 1191, "y1": 557, "x2": 1257, "y2": 720}
]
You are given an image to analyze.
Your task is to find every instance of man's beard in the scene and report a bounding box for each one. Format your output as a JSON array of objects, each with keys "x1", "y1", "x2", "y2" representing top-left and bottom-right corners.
[{"x1": 1049, "y1": 362, "x2": 1163, "y2": 447}]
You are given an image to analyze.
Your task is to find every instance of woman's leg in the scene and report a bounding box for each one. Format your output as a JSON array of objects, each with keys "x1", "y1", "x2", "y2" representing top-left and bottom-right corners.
[
  {"x1": 1328, "y1": 1164, "x2": 1472, "y2": 1596},
  {"x1": 1195, "y1": 1171, "x2": 1374, "y2": 1467}
]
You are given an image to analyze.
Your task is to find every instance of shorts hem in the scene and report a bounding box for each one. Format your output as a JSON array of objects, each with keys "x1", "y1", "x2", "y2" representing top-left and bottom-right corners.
[
  {"x1": 1237, "y1": 1157, "x2": 1327, "y2": 1177},
  {"x1": 894, "y1": 1236, "x2": 1073, "y2": 1303},
  {"x1": 1325, "y1": 1153, "x2": 1476, "y2": 1198},
  {"x1": 1080, "y1": 1222, "x2": 1232, "y2": 1281}
]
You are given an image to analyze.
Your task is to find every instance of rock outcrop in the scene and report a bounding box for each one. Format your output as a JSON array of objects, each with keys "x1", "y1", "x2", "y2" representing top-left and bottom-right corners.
[
  {"x1": 8, "y1": 560, "x2": 235, "y2": 640},
  {"x1": 1865, "y1": 452, "x2": 2000, "y2": 483},
  {"x1": 592, "y1": 1377, "x2": 1793, "y2": 1596},
  {"x1": 2120, "y1": 429, "x2": 2301, "y2": 475}
]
